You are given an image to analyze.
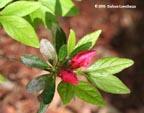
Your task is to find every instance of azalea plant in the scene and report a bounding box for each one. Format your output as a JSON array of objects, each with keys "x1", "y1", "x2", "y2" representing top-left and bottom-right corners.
[
  {"x1": 21, "y1": 29, "x2": 134, "y2": 113},
  {"x1": 0, "y1": 0, "x2": 134, "y2": 113}
]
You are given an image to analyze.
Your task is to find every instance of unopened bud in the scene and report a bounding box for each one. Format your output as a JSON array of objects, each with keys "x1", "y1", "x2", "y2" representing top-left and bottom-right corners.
[{"x1": 40, "y1": 39, "x2": 57, "y2": 61}]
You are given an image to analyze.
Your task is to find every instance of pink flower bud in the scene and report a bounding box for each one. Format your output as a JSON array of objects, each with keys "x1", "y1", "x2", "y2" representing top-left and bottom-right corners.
[
  {"x1": 70, "y1": 50, "x2": 96, "y2": 69},
  {"x1": 59, "y1": 69, "x2": 79, "y2": 85}
]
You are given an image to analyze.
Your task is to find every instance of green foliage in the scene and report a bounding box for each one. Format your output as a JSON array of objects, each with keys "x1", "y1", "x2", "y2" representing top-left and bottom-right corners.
[
  {"x1": 38, "y1": 102, "x2": 48, "y2": 113},
  {"x1": 67, "y1": 29, "x2": 76, "y2": 55},
  {"x1": 39, "y1": 0, "x2": 78, "y2": 16},
  {"x1": 0, "y1": 0, "x2": 13, "y2": 8},
  {"x1": 27, "y1": 74, "x2": 55, "y2": 113},
  {"x1": 30, "y1": 5, "x2": 47, "y2": 25},
  {"x1": 26, "y1": 74, "x2": 50, "y2": 94},
  {"x1": 85, "y1": 57, "x2": 133, "y2": 94},
  {"x1": 45, "y1": 12, "x2": 57, "y2": 29},
  {"x1": 75, "y1": 81, "x2": 105, "y2": 106},
  {"x1": 87, "y1": 73, "x2": 130, "y2": 94},
  {"x1": 68, "y1": 29, "x2": 102, "y2": 57},
  {"x1": 52, "y1": 25, "x2": 67, "y2": 53},
  {"x1": 1, "y1": 1, "x2": 41, "y2": 17},
  {"x1": 58, "y1": 82, "x2": 74, "y2": 104},
  {"x1": 58, "y1": 45, "x2": 67, "y2": 61},
  {"x1": 30, "y1": 5, "x2": 56, "y2": 28},
  {"x1": 40, "y1": 76, "x2": 55, "y2": 104},
  {"x1": 0, "y1": 16, "x2": 39, "y2": 48},
  {"x1": 75, "y1": 30, "x2": 102, "y2": 49},
  {"x1": 87, "y1": 57, "x2": 134, "y2": 74},
  {"x1": 20, "y1": 54, "x2": 49, "y2": 69},
  {"x1": 0, "y1": 0, "x2": 78, "y2": 48}
]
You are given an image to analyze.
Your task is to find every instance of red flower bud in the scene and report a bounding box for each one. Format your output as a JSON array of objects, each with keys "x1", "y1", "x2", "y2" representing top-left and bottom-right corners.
[
  {"x1": 70, "y1": 50, "x2": 96, "y2": 69},
  {"x1": 59, "y1": 69, "x2": 79, "y2": 85}
]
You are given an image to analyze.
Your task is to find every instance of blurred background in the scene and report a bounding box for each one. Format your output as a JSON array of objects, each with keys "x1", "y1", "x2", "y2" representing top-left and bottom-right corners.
[{"x1": 0, "y1": 0, "x2": 144, "y2": 113}]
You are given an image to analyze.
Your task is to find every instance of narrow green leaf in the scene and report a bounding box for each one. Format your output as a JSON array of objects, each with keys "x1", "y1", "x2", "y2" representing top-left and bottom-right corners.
[
  {"x1": 21, "y1": 54, "x2": 48, "y2": 69},
  {"x1": 0, "y1": 16, "x2": 39, "y2": 48},
  {"x1": 58, "y1": 45, "x2": 67, "y2": 61},
  {"x1": 45, "y1": 12, "x2": 57, "y2": 29},
  {"x1": 0, "y1": 74, "x2": 6, "y2": 83},
  {"x1": 26, "y1": 74, "x2": 50, "y2": 93},
  {"x1": 58, "y1": 82, "x2": 74, "y2": 104},
  {"x1": 1, "y1": 1, "x2": 41, "y2": 17},
  {"x1": 41, "y1": 76, "x2": 55, "y2": 104},
  {"x1": 0, "y1": 0, "x2": 12, "y2": 9},
  {"x1": 37, "y1": 101, "x2": 48, "y2": 113},
  {"x1": 67, "y1": 29, "x2": 76, "y2": 55},
  {"x1": 75, "y1": 30, "x2": 102, "y2": 49},
  {"x1": 39, "y1": 0, "x2": 78, "y2": 16},
  {"x1": 75, "y1": 81, "x2": 105, "y2": 106},
  {"x1": 52, "y1": 24, "x2": 67, "y2": 53},
  {"x1": 87, "y1": 73, "x2": 130, "y2": 94},
  {"x1": 70, "y1": 42, "x2": 92, "y2": 57},
  {"x1": 87, "y1": 57, "x2": 134, "y2": 74}
]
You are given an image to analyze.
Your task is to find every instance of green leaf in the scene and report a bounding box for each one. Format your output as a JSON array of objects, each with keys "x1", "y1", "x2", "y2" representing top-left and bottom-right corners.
[
  {"x1": 0, "y1": 0, "x2": 12, "y2": 9},
  {"x1": 0, "y1": 74, "x2": 6, "y2": 83},
  {"x1": 87, "y1": 57, "x2": 134, "y2": 74},
  {"x1": 75, "y1": 30, "x2": 102, "y2": 49},
  {"x1": 28, "y1": 75, "x2": 54, "y2": 112},
  {"x1": 0, "y1": 16, "x2": 39, "y2": 48},
  {"x1": 39, "y1": 0, "x2": 78, "y2": 16},
  {"x1": 67, "y1": 29, "x2": 76, "y2": 55},
  {"x1": 30, "y1": 5, "x2": 56, "y2": 28},
  {"x1": 1, "y1": 1, "x2": 41, "y2": 17},
  {"x1": 58, "y1": 82, "x2": 74, "y2": 104},
  {"x1": 37, "y1": 101, "x2": 48, "y2": 113},
  {"x1": 52, "y1": 24, "x2": 67, "y2": 53},
  {"x1": 70, "y1": 42, "x2": 92, "y2": 57},
  {"x1": 41, "y1": 76, "x2": 55, "y2": 104},
  {"x1": 75, "y1": 81, "x2": 105, "y2": 106},
  {"x1": 58, "y1": 45, "x2": 67, "y2": 61},
  {"x1": 21, "y1": 54, "x2": 48, "y2": 70},
  {"x1": 45, "y1": 12, "x2": 57, "y2": 29},
  {"x1": 30, "y1": 6, "x2": 46, "y2": 26},
  {"x1": 87, "y1": 73, "x2": 130, "y2": 94},
  {"x1": 26, "y1": 74, "x2": 50, "y2": 93}
]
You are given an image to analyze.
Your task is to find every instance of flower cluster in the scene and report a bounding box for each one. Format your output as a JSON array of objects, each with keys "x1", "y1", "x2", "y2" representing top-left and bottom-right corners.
[{"x1": 58, "y1": 50, "x2": 96, "y2": 85}]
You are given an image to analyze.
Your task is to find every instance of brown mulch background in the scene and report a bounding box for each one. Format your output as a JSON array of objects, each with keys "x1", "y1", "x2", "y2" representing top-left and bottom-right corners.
[{"x1": 0, "y1": 0, "x2": 144, "y2": 113}]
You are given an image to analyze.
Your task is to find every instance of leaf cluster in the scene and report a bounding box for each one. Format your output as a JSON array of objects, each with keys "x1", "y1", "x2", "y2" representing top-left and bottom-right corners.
[
  {"x1": 21, "y1": 28, "x2": 134, "y2": 113},
  {"x1": 0, "y1": 0, "x2": 78, "y2": 47}
]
